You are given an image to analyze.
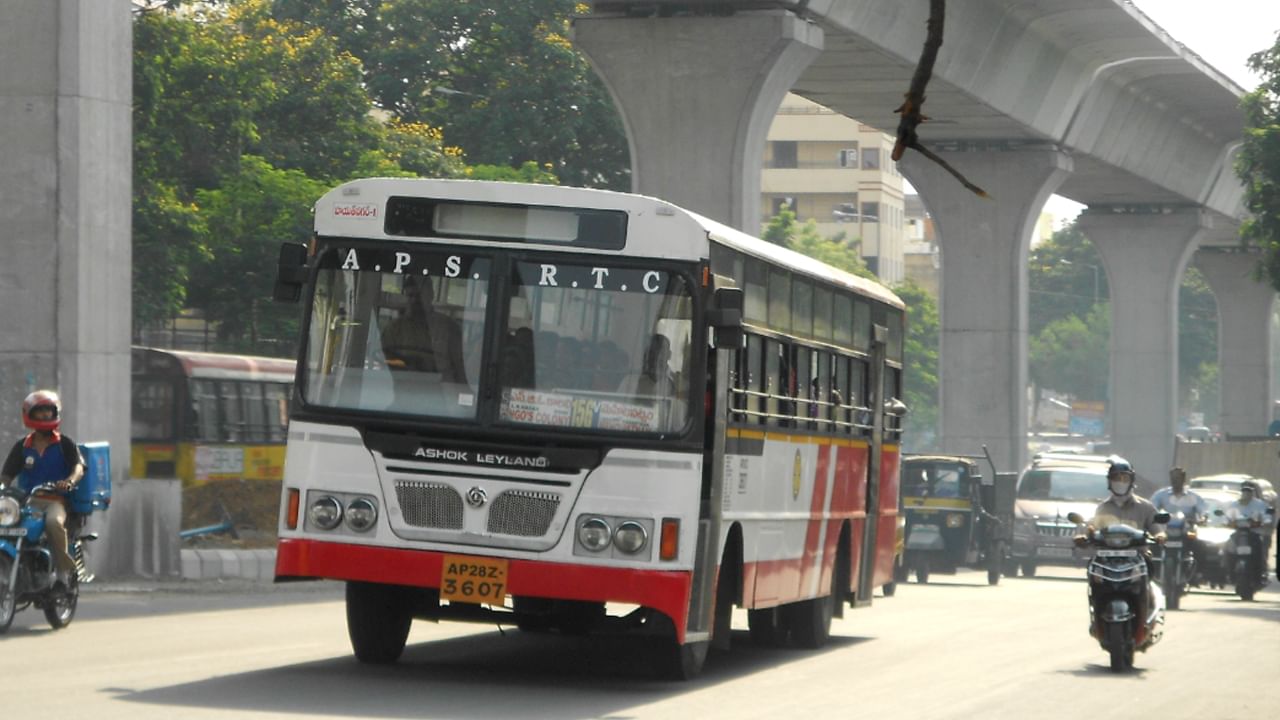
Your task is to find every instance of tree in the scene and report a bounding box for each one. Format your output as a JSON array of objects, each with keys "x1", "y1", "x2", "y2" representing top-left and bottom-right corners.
[
  {"x1": 272, "y1": 0, "x2": 630, "y2": 189},
  {"x1": 895, "y1": 280, "x2": 939, "y2": 451},
  {"x1": 132, "y1": 0, "x2": 467, "y2": 346},
  {"x1": 1029, "y1": 304, "x2": 1110, "y2": 403},
  {"x1": 764, "y1": 208, "x2": 876, "y2": 280},
  {"x1": 187, "y1": 156, "x2": 329, "y2": 352},
  {"x1": 1027, "y1": 223, "x2": 1107, "y2": 337},
  {"x1": 1238, "y1": 35, "x2": 1280, "y2": 289}
]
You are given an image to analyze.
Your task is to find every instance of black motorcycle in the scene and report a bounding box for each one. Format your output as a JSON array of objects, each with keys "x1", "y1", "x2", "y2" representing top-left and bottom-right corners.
[
  {"x1": 1158, "y1": 511, "x2": 1197, "y2": 610},
  {"x1": 1069, "y1": 511, "x2": 1169, "y2": 673},
  {"x1": 0, "y1": 483, "x2": 98, "y2": 632},
  {"x1": 1221, "y1": 513, "x2": 1266, "y2": 602}
]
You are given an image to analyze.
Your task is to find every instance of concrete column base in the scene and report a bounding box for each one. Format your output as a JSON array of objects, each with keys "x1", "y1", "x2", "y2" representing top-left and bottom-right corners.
[{"x1": 88, "y1": 478, "x2": 182, "y2": 580}]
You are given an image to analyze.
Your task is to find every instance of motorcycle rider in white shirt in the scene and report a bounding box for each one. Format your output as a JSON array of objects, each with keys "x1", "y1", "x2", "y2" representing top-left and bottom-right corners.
[{"x1": 1223, "y1": 481, "x2": 1272, "y2": 585}]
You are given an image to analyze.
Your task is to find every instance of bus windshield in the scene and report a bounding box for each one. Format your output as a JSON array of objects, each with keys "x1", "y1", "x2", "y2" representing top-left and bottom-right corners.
[
  {"x1": 302, "y1": 244, "x2": 694, "y2": 434},
  {"x1": 496, "y1": 260, "x2": 693, "y2": 434}
]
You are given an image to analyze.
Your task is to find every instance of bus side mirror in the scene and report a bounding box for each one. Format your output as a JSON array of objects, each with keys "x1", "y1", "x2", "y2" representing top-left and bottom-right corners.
[
  {"x1": 709, "y1": 287, "x2": 744, "y2": 349},
  {"x1": 273, "y1": 242, "x2": 309, "y2": 303}
]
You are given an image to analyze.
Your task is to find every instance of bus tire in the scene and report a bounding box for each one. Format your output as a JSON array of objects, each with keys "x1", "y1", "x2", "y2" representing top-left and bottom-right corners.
[
  {"x1": 346, "y1": 581, "x2": 413, "y2": 664},
  {"x1": 784, "y1": 568, "x2": 835, "y2": 649},
  {"x1": 660, "y1": 639, "x2": 709, "y2": 681}
]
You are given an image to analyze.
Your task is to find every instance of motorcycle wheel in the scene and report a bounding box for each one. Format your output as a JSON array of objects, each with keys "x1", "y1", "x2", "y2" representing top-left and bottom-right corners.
[
  {"x1": 915, "y1": 565, "x2": 929, "y2": 584},
  {"x1": 43, "y1": 576, "x2": 77, "y2": 629},
  {"x1": 1163, "y1": 578, "x2": 1180, "y2": 611},
  {"x1": 1236, "y1": 579, "x2": 1255, "y2": 602},
  {"x1": 0, "y1": 555, "x2": 15, "y2": 634},
  {"x1": 987, "y1": 541, "x2": 1005, "y2": 586},
  {"x1": 1105, "y1": 622, "x2": 1133, "y2": 673},
  {"x1": 1020, "y1": 561, "x2": 1037, "y2": 578}
]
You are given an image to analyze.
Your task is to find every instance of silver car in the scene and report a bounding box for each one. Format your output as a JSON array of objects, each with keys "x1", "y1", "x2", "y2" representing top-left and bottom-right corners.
[{"x1": 1009, "y1": 453, "x2": 1112, "y2": 577}]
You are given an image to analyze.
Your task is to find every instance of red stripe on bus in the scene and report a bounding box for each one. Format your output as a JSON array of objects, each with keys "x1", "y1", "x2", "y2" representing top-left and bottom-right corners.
[
  {"x1": 275, "y1": 538, "x2": 695, "y2": 642},
  {"x1": 798, "y1": 444, "x2": 832, "y2": 595}
]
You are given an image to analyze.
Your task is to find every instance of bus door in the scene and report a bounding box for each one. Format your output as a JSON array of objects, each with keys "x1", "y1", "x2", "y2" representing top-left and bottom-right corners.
[{"x1": 855, "y1": 323, "x2": 889, "y2": 607}]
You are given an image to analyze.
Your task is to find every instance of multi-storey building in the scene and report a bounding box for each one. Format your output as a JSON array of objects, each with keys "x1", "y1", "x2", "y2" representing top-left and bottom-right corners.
[{"x1": 761, "y1": 93, "x2": 907, "y2": 284}]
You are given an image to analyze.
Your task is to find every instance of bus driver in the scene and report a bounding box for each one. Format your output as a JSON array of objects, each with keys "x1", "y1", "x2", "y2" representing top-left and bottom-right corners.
[{"x1": 381, "y1": 276, "x2": 466, "y2": 387}]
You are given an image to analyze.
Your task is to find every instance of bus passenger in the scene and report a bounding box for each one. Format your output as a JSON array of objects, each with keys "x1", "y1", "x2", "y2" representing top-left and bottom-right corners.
[{"x1": 638, "y1": 335, "x2": 676, "y2": 397}]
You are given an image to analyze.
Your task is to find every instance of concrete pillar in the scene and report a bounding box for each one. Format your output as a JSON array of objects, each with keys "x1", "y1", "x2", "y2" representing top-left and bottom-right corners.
[
  {"x1": 1078, "y1": 208, "x2": 1207, "y2": 492},
  {"x1": 0, "y1": 2, "x2": 133, "y2": 576},
  {"x1": 899, "y1": 145, "x2": 1072, "y2": 473},
  {"x1": 573, "y1": 10, "x2": 822, "y2": 232},
  {"x1": 1194, "y1": 248, "x2": 1275, "y2": 438}
]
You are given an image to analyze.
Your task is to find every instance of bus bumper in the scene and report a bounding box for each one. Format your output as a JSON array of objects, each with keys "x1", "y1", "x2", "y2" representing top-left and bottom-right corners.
[{"x1": 275, "y1": 538, "x2": 694, "y2": 640}]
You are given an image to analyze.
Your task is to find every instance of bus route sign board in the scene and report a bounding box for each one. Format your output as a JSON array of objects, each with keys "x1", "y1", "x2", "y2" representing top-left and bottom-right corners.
[{"x1": 440, "y1": 555, "x2": 508, "y2": 606}]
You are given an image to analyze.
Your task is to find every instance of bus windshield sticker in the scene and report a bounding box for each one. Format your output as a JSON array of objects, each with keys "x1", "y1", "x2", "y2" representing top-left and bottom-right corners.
[{"x1": 500, "y1": 388, "x2": 659, "y2": 432}]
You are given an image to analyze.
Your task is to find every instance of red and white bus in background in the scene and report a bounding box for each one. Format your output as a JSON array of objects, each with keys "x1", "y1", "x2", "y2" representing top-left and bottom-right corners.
[{"x1": 272, "y1": 178, "x2": 905, "y2": 679}]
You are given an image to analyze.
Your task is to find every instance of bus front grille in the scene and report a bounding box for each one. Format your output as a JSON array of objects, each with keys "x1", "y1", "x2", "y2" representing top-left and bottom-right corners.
[
  {"x1": 396, "y1": 481, "x2": 464, "y2": 530},
  {"x1": 487, "y1": 489, "x2": 560, "y2": 537}
]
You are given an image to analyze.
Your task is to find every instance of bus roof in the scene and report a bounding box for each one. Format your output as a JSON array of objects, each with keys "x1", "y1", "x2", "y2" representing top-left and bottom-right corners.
[
  {"x1": 132, "y1": 346, "x2": 296, "y2": 382},
  {"x1": 314, "y1": 178, "x2": 903, "y2": 310}
]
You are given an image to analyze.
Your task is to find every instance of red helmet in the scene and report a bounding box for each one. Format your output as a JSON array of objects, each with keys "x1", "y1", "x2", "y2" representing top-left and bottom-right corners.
[{"x1": 22, "y1": 390, "x2": 62, "y2": 431}]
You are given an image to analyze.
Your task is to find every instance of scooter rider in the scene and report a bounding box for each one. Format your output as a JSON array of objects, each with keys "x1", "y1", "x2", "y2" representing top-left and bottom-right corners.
[
  {"x1": 1224, "y1": 480, "x2": 1270, "y2": 585},
  {"x1": 1075, "y1": 456, "x2": 1165, "y2": 576},
  {"x1": 0, "y1": 390, "x2": 85, "y2": 588}
]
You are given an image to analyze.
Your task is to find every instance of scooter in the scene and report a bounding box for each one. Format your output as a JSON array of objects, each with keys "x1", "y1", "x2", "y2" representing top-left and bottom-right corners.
[
  {"x1": 1068, "y1": 510, "x2": 1168, "y2": 673},
  {"x1": 1159, "y1": 511, "x2": 1197, "y2": 610},
  {"x1": 1222, "y1": 514, "x2": 1266, "y2": 602},
  {"x1": 0, "y1": 483, "x2": 98, "y2": 632}
]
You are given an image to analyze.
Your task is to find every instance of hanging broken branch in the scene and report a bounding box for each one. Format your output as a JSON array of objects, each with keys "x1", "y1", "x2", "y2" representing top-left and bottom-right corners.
[{"x1": 891, "y1": 0, "x2": 989, "y2": 198}]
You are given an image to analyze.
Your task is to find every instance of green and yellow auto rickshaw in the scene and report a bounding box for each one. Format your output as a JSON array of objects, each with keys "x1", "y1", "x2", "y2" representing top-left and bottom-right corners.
[{"x1": 896, "y1": 451, "x2": 1016, "y2": 585}]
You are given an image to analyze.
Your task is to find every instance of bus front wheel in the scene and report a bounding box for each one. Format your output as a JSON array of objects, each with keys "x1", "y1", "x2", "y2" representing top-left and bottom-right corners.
[{"x1": 346, "y1": 581, "x2": 413, "y2": 664}]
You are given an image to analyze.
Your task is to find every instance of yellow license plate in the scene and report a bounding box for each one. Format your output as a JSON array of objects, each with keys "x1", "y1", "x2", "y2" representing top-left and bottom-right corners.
[{"x1": 440, "y1": 555, "x2": 509, "y2": 605}]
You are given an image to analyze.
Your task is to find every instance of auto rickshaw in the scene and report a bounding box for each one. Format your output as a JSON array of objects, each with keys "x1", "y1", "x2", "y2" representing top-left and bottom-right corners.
[{"x1": 896, "y1": 449, "x2": 1016, "y2": 585}]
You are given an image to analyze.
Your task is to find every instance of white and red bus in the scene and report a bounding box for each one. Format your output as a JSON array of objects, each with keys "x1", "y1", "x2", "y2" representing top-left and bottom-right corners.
[{"x1": 272, "y1": 178, "x2": 905, "y2": 679}]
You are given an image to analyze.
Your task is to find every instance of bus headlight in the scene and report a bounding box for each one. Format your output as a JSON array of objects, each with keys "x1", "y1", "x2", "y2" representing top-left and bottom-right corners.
[
  {"x1": 578, "y1": 517, "x2": 612, "y2": 552},
  {"x1": 309, "y1": 495, "x2": 343, "y2": 530},
  {"x1": 0, "y1": 496, "x2": 19, "y2": 526},
  {"x1": 614, "y1": 520, "x2": 648, "y2": 554},
  {"x1": 345, "y1": 497, "x2": 378, "y2": 533}
]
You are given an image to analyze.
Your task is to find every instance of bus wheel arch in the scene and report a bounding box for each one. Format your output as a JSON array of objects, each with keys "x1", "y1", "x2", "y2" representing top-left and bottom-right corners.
[{"x1": 833, "y1": 521, "x2": 852, "y2": 619}]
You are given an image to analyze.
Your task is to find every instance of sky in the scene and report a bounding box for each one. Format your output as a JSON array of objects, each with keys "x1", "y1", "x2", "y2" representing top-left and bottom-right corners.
[{"x1": 1035, "y1": 1, "x2": 1280, "y2": 226}]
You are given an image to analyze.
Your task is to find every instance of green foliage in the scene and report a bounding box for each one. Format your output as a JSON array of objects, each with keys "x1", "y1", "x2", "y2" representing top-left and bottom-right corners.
[
  {"x1": 132, "y1": 0, "x2": 468, "y2": 350},
  {"x1": 188, "y1": 156, "x2": 329, "y2": 352},
  {"x1": 766, "y1": 209, "x2": 876, "y2": 280},
  {"x1": 272, "y1": 0, "x2": 629, "y2": 190},
  {"x1": 1238, "y1": 35, "x2": 1280, "y2": 289},
  {"x1": 1029, "y1": 304, "x2": 1110, "y2": 402},
  {"x1": 894, "y1": 280, "x2": 939, "y2": 450},
  {"x1": 1027, "y1": 221, "x2": 1218, "y2": 409}
]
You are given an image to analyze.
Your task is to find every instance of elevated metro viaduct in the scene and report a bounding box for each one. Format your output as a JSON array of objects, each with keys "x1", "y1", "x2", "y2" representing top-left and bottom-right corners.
[
  {"x1": 573, "y1": 0, "x2": 1268, "y2": 485},
  {"x1": 0, "y1": 0, "x2": 1268, "y2": 516}
]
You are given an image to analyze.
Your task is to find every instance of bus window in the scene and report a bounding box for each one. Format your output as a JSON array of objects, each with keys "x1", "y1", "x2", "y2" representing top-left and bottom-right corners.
[
  {"x1": 220, "y1": 381, "x2": 243, "y2": 442},
  {"x1": 768, "y1": 270, "x2": 790, "y2": 333},
  {"x1": 833, "y1": 293, "x2": 853, "y2": 347},
  {"x1": 747, "y1": 334, "x2": 764, "y2": 425},
  {"x1": 496, "y1": 262, "x2": 694, "y2": 434},
  {"x1": 132, "y1": 380, "x2": 175, "y2": 442},
  {"x1": 792, "y1": 279, "x2": 813, "y2": 338},
  {"x1": 744, "y1": 259, "x2": 767, "y2": 324},
  {"x1": 833, "y1": 354, "x2": 850, "y2": 434},
  {"x1": 813, "y1": 286, "x2": 832, "y2": 341},
  {"x1": 241, "y1": 381, "x2": 266, "y2": 441},
  {"x1": 264, "y1": 382, "x2": 290, "y2": 442},
  {"x1": 794, "y1": 345, "x2": 813, "y2": 428},
  {"x1": 853, "y1": 299, "x2": 871, "y2": 351},
  {"x1": 852, "y1": 357, "x2": 870, "y2": 435},
  {"x1": 815, "y1": 351, "x2": 831, "y2": 432},
  {"x1": 190, "y1": 379, "x2": 219, "y2": 441},
  {"x1": 764, "y1": 338, "x2": 782, "y2": 426},
  {"x1": 305, "y1": 248, "x2": 490, "y2": 419}
]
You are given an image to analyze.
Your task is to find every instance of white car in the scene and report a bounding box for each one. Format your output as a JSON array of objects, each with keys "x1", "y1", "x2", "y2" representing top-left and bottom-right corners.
[{"x1": 1188, "y1": 473, "x2": 1276, "y2": 509}]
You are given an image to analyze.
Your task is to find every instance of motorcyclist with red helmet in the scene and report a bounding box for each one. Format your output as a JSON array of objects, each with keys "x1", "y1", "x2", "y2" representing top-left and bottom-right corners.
[{"x1": 0, "y1": 390, "x2": 85, "y2": 587}]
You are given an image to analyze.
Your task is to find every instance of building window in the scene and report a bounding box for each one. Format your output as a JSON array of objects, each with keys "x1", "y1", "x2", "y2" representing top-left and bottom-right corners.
[
  {"x1": 771, "y1": 196, "x2": 797, "y2": 216},
  {"x1": 861, "y1": 201, "x2": 880, "y2": 223},
  {"x1": 833, "y1": 197, "x2": 859, "y2": 223},
  {"x1": 838, "y1": 147, "x2": 859, "y2": 168},
  {"x1": 862, "y1": 148, "x2": 881, "y2": 170},
  {"x1": 771, "y1": 141, "x2": 798, "y2": 169}
]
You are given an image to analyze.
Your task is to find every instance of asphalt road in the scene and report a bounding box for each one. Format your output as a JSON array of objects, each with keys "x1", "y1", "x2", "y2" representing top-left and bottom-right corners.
[{"x1": 2, "y1": 569, "x2": 1276, "y2": 719}]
